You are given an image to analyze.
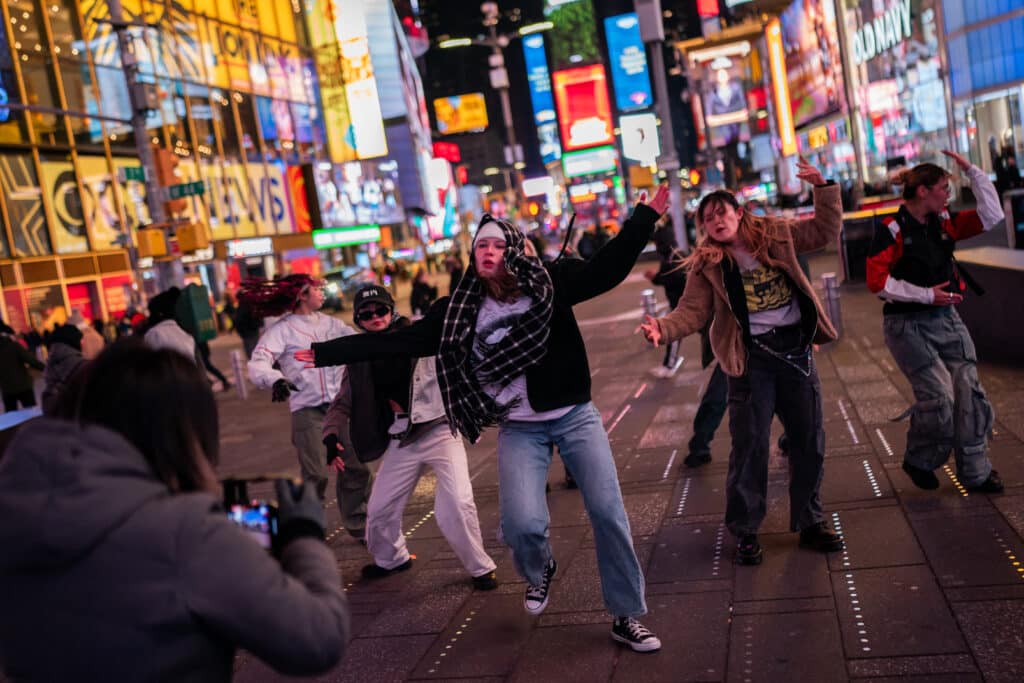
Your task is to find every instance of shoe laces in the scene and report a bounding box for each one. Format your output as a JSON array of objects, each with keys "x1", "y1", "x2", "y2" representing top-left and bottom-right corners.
[
  {"x1": 618, "y1": 617, "x2": 654, "y2": 640},
  {"x1": 526, "y1": 562, "x2": 554, "y2": 601}
]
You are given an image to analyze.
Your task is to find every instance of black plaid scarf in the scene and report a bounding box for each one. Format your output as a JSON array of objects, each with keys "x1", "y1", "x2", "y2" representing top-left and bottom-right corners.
[{"x1": 436, "y1": 216, "x2": 554, "y2": 443}]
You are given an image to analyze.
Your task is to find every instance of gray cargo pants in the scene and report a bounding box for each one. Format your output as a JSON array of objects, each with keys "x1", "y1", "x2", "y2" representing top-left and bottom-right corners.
[
  {"x1": 292, "y1": 404, "x2": 375, "y2": 538},
  {"x1": 883, "y1": 307, "x2": 994, "y2": 487}
]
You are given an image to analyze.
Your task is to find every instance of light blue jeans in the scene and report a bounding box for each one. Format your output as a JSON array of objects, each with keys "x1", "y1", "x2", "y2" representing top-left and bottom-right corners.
[{"x1": 497, "y1": 402, "x2": 647, "y2": 618}]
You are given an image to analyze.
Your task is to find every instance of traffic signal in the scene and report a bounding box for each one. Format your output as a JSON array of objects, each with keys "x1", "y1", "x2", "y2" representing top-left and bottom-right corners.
[
  {"x1": 527, "y1": 201, "x2": 540, "y2": 217},
  {"x1": 152, "y1": 145, "x2": 188, "y2": 214}
]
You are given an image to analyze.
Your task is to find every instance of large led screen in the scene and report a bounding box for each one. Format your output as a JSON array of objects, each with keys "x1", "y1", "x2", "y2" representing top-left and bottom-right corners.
[
  {"x1": 604, "y1": 13, "x2": 652, "y2": 112},
  {"x1": 433, "y1": 93, "x2": 489, "y2": 135},
  {"x1": 779, "y1": 0, "x2": 846, "y2": 128},
  {"x1": 552, "y1": 65, "x2": 614, "y2": 152}
]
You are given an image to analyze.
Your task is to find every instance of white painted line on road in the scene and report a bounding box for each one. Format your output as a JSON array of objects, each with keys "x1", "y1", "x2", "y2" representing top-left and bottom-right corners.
[
  {"x1": 875, "y1": 428, "x2": 894, "y2": 458},
  {"x1": 862, "y1": 459, "x2": 883, "y2": 497},
  {"x1": 838, "y1": 399, "x2": 860, "y2": 445},
  {"x1": 634, "y1": 382, "x2": 648, "y2": 399},
  {"x1": 607, "y1": 404, "x2": 631, "y2": 434},
  {"x1": 662, "y1": 449, "x2": 678, "y2": 480}
]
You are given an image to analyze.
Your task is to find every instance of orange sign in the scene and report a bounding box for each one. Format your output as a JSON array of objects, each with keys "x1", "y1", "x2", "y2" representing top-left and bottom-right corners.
[{"x1": 766, "y1": 19, "x2": 797, "y2": 157}]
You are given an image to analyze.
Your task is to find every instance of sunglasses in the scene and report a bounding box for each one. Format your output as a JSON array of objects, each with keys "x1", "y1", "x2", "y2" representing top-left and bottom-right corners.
[{"x1": 356, "y1": 305, "x2": 392, "y2": 322}]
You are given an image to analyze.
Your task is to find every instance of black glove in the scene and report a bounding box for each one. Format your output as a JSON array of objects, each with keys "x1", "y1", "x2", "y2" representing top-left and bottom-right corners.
[
  {"x1": 274, "y1": 479, "x2": 325, "y2": 548},
  {"x1": 272, "y1": 379, "x2": 298, "y2": 402},
  {"x1": 324, "y1": 434, "x2": 341, "y2": 466}
]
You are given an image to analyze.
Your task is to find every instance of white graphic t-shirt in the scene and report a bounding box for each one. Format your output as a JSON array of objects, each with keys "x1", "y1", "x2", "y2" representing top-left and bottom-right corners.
[
  {"x1": 474, "y1": 296, "x2": 574, "y2": 422},
  {"x1": 729, "y1": 245, "x2": 801, "y2": 335}
]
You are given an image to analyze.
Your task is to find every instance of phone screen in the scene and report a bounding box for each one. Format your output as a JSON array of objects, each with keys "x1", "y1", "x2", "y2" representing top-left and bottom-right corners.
[{"x1": 228, "y1": 502, "x2": 275, "y2": 549}]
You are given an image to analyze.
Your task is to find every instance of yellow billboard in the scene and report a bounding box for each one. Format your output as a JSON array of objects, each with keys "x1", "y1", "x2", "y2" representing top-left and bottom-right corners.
[{"x1": 433, "y1": 93, "x2": 489, "y2": 135}]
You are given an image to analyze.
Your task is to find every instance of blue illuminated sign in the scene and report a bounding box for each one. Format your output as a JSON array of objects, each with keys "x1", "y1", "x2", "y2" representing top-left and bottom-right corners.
[
  {"x1": 522, "y1": 34, "x2": 561, "y2": 164},
  {"x1": 604, "y1": 13, "x2": 652, "y2": 112}
]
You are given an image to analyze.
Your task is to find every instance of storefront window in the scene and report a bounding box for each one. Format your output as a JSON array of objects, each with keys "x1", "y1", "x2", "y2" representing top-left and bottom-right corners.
[
  {"x1": 92, "y1": 64, "x2": 132, "y2": 126},
  {"x1": 39, "y1": 152, "x2": 90, "y2": 254},
  {"x1": 0, "y1": 152, "x2": 52, "y2": 256},
  {"x1": 212, "y1": 89, "x2": 240, "y2": 159},
  {"x1": 182, "y1": 85, "x2": 216, "y2": 158},
  {"x1": 234, "y1": 91, "x2": 262, "y2": 164},
  {"x1": 59, "y1": 58, "x2": 99, "y2": 117}
]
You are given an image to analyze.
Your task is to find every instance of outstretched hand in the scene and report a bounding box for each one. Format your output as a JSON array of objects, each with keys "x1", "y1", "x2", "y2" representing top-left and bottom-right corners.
[
  {"x1": 635, "y1": 315, "x2": 662, "y2": 348},
  {"x1": 638, "y1": 184, "x2": 670, "y2": 217},
  {"x1": 295, "y1": 348, "x2": 315, "y2": 369},
  {"x1": 942, "y1": 149, "x2": 971, "y2": 172},
  {"x1": 931, "y1": 281, "x2": 963, "y2": 307},
  {"x1": 795, "y1": 157, "x2": 826, "y2": 186}
]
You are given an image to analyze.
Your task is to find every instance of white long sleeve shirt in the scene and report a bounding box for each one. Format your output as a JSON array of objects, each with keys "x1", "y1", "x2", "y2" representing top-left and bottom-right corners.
[{"x1": 248, "y1": 312, "x2": 356, "y2": 412}]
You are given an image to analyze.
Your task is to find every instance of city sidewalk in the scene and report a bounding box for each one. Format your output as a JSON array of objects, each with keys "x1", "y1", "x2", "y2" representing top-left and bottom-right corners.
[{"x1": 205, "y1": 251, "x2": 1023, "y2": 681}]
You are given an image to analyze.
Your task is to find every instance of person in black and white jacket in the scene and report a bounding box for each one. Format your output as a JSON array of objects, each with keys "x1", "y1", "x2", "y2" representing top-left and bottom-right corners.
[{"x1": 298, "y1": 187, "x2": 671, "y2": 653}]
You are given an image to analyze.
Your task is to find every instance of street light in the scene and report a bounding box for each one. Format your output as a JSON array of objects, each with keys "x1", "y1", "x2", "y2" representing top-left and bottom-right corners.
[{"x1": 438, "y1": 2, "x2": 549, "y2": 217}]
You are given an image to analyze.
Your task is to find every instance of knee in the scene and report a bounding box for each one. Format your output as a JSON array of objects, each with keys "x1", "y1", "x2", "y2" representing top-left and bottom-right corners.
[{"x1": 910, "y1": 396, "x2": 954, "y2": 434}]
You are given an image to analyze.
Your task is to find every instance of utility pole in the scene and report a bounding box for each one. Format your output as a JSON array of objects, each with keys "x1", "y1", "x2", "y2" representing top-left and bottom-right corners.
[
  {"x1": 108, "y1": 0, "x2": 182, "y2": 291},
  {"x1": 636, "y1": 0, "x2": 688, "y2": 251},
  {"x1": 483, "y1": 1, "x2": 522, "y2": 218}
]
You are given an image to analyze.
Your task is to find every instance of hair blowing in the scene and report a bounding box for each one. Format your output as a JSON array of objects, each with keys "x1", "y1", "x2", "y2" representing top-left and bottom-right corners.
[
  {"x1": 54, "y1": 339, "x2": 220, "y2": 492},
  {"x1": 682, "y1": 190, "x2": 781, "y2": 271},
  {"x1": 892, "y1": 163, "x2": 950, "y2": 201},
  {"x1": 237, "y1": 273, "x2": 319, "y2": 317}
]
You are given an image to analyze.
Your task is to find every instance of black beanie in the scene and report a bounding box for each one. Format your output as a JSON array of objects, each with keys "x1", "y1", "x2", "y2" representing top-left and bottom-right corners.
[{"x1": 50, "y1": 323, "x2": 84, "y2": 351}]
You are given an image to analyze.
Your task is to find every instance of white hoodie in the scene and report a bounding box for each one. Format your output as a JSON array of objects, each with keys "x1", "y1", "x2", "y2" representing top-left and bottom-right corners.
[{"x1": 248, "y1": 312, "x2": 356, "y2": 412}]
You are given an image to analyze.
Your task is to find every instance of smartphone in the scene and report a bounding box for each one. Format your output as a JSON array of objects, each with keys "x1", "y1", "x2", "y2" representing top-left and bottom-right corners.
[{"x1": 227, "y1": 501, "x2": 279, "y2": 550}]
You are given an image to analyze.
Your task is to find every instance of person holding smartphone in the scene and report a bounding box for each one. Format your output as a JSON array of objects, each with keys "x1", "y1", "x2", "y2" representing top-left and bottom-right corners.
[
  {"x1": 322, "y1": 285, "x2": 497, "y2": 589},
  {"x1": 0, "y1": 341, "x2": 349, "y2": 680},
  {"x1": 638, "y1": 159, "x2": 844, "y2": 566},
  {"x1": 866, "y1": 151, "x2": 1005, "y2": 493},
  {"x1": 298, "y1": 188, "x2": 670, "y2": 653}
]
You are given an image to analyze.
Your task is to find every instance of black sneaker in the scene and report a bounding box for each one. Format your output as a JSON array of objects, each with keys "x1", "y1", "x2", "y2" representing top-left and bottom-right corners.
[
  {"x1": 472, "y1": 570, "x2": 498, "y2": 591},
  {"x1": 361, "y1": 558, "x2": 413, "y2": 579},
  {"x1": 799, "y1": 522, "x2": 844, "y2": 553},
  {"x1": 902, "y1": 461, "x2": 940, "y2": 490},
  {"x1": 684, "y1": 452, "x2": 711, "y2": 468},
  {"x1": 611, "y1": 617, "x2": 662, "y2": 652},
  {"x1": 524, "y1": 559, "x2": 557, "y2": 615},
  {"x1": 966, "y1": 469, "x2": 1004, "y2": 494},
  {"x1": 736, "y1": 534, "x2": 763, "y2": 565}
]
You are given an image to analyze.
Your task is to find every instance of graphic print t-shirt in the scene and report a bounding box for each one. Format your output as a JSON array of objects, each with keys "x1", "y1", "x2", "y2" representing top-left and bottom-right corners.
[
  {"x1": 474, "y1": 296, "x2": 573, "y2": 422},
  {"x1": 729, "y1": 246, "x2": 801, "y2": 335}
]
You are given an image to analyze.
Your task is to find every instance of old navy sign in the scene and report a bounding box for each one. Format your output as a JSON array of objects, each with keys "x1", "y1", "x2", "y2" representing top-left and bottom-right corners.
[{"x1": 851, "y1": 0, "x2": 912, "y2": 66}]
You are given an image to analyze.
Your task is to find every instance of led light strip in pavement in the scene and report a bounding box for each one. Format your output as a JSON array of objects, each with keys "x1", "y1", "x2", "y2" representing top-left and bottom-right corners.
[
  {"x1": 711, "y1": 525, "x2": 725, "y2": 578},
  {"x1": 832, "y1": 512, "x2": 870, "y2": 653},
  {"x1": 676, "y1": 477, "x2": 691, "y2": 516},
  {"x1": 662, "y1": 448, "x2": 677, "y2": 480},
  {"x1": 405, "y1": 509, "x2": 436, "y2": 537},
  {"x1": 837, "y1": 399, "x2": 860, "y2": 445},
  {"x1": 942, "y1": 464, "x2": 969, "y2": 497},
  {"x1": 426, "y1": 610, "x2": 477, "y2": 675},
  {"x1": 862, "y1": 459, "x2": 883, "y2": 497},
  {"x1": 994, "y1": 530, "x2": 1024, "y2": 581},
  {"x1": 875, "y1": 428, "x2": 894, "y2": 458}
]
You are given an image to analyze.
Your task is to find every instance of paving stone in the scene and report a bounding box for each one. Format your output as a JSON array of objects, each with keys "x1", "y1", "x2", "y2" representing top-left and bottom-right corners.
[
  {"x1": 836, "y1": 363, "x2": 889, "y2": 384},
  {"x1": 619, "y1": 491, "x2": 671, "y2": 537},
  {"x1": 508, "y1": 624, "x2": 618, "y2": 682},
  {"x1": 820, "y1": 454, "x2": 894, "y2": 504},
  {"x1": 954, "y1": 599, "x2": 1024, "y2": 682},
  {"x1": 855, "y1": 397, "x2": 912, "y2": 425},
  {"x1": 543, "y1": 545, "x2": 607, "y2": 615},
  {"x1": 613, "y1": 591, "x2": 731, "y2": 683},
  {"x1": 945, "y1": 584, "x2": 1024, "y2": 601},
  {"x1": 411, "y1": 595, "x2": 533, "y2": 679},
  {"x1": 909, "y1": 511, "x2": 1024, "y2": 587},
  {"x1": 845, "y1": 379, "x2": 904, "y2": 403},
  {"x1": 363, "y1": 573, "x2": 474, "y2": 637},
  {"x1": 983, "y1": 439, "x2": 1024, "y2": 492},
  {"x1": 992, "y1": 493, "x2": 1024, "y2": 538},
  {"x1": 647, "y1": 523, "x2": 733, "y2": 584},
  {"x1": 726, "y1": 611, "x2": 846, "y2": 683},
  {"x1": 651, "y1": 403, "x2": 699, "y2": 424},
  {"x1": 826, "y1": 506, "x2": 926, "y2": 571},
  {"x1": 616, "y1": 447, "x2": 679, "y2": 485},
  {"x1": 732, "y1": 533, "x2": 833, "y2": 602},
  {"x1": 672, "y1": 472, "x2": 728, "y2": 518},
  {"x1": 730, "y1": 596, "x2": 834, "y2": 615},
  {"x1": 831, "y1": 565, "x2": 967, "y2": 658},
  {"x1": 638, "y1": 421, "x2": 692, "y2": 450},
  {"x1": 846, "y1": 654, "x2": 979, "y2": 679}
]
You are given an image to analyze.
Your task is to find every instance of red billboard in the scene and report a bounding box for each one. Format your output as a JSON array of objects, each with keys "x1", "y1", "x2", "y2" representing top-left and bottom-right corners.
[{"x1": 551, "y1": 65, "x2": 614, "y2": 152}]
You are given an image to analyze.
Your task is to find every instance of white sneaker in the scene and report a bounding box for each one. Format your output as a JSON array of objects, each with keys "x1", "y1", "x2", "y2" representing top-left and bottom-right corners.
[
  {"x1": 611, "y1": 617, "x2": 662, "y2": 652},
  {"x1": 524, "y1": 559, "x2": 557, "y2": 615}
]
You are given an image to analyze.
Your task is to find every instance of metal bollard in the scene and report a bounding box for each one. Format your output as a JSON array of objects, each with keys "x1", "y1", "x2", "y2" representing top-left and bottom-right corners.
[
  {"x1": 641, "y1": 288, "x2": 658, "y2": 319},
  {"x1": 821, "y1": 272, "x2": 843, "y2": 338},
  {"x1": 230, "y1": 350, "x2": 249, "y2": 400}
]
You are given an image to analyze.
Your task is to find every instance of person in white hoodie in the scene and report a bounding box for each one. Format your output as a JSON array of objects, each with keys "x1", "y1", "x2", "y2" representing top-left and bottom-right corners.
[
  {"x1": 143, "y1": 287, "x2": 199, "y2": 363},
  {"x1": 243, "y1": 273, "x2": 373, "y2": 542}
]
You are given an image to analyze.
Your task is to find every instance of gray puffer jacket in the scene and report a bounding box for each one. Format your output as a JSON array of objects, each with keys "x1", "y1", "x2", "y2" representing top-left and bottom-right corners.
[
  {"x1": 40, "y1": 342, "x2": 84, "y2": 414},
  {"x1": 0, "y1": 418, "x2": 349, "y2": 682}
]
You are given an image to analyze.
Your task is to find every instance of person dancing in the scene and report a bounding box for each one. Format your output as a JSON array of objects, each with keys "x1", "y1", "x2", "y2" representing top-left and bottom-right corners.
[
  {"x1": 866, "y1": 150, "x2": 1004, "y2": 493},
  {"x1": 298, "y1": 188, "x2": 671, "y2": 653},
  {"x1": 639, "y1": 160, "x2": 844, "y2": 565}
]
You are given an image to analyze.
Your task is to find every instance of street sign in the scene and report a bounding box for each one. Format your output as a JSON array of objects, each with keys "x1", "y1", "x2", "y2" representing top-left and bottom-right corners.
[
  {"x1": 167, "y1": 180, "x2": 205, "y2": 199},
  {"x1": 119, "y1": 166, "x2": 145, "y2": 182}
]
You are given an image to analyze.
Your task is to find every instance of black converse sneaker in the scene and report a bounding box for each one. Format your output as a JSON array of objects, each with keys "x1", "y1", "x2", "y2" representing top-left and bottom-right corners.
[
  {"x1": 524, "y1": 559, "x2": 557, "y2": 615},
  {"x1": 611, "y1": 617, "x2": 662, "y2": 652}
]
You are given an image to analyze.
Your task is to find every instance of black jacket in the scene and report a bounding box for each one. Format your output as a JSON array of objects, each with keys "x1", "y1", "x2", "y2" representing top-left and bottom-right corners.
[
  {"x1": 0, "y1": 336, "x2": 43, "y2": 395},
  {"x1": 313, "y1": 204, "x2": 660, "y2": 414}
]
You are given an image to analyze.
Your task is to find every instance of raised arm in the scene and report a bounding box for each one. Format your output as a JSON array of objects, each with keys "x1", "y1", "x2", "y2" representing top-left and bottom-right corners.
[
  {"x1": 942, "y1": 150, "x2": 1005, "y2": 240},
  {"x1": 557, "y1": 186, "x2": 669, "y2": 305},
  {"x1": 788, "y1": 159, "x2": 842, "y2": 254}
]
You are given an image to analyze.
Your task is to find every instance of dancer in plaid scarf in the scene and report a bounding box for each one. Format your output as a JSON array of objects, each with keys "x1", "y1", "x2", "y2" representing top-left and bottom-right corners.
[{"x1": 297, "y1": 187, "x2": 670, "y2": 653}]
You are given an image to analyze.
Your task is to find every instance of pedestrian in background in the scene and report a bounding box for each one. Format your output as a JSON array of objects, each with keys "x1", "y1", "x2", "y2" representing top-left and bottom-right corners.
[
  {"x1": 323, "y1": 285, "x2": 496, "y2": 588},
  {"x1": 143, "y1": 287, "x2": 197, "y2": 363},
  {"x1": 444, "y1": 246, "x2": 464, "y2": 294},
  {"x1": 243, "y1": 274, "x2": 372, "y2": 542},
  {"x1": 0, "y1": 341, "x2": 349, "y2": 681},
  {"x1": 866, "y1": 150, "x2": 1005, "y2": 493},
  {"x1": 0, "y1": 322, "x2": 43, "y2": 413},
  {"x1": 300, "y1": 187, "x2": 671, "y2": 653},
  {"x1": 41, "y1": 323, "x2": 103, "y2": 415},
  {"x1": 639, "y1": 159, "x2": 844, "y2": 566},
  {"x1": 644, "y1": 219, "x2": 687, "y2": 378},
  {"x1": 409, "y1": 268, "x2": 438, "y2": 317},
  {"x1": 232, "y1": 294, "x2": 263, "y2": 360}
]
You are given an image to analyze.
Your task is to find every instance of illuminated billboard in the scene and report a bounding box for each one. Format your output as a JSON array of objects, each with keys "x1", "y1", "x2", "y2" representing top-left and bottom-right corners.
[
  {"x1": 604, "y1": 13, "x2": 653, "y2": 112},
  {"x1": 433, "y1": 93, "x2": 489, "y2": 135},
  {"x1": 778, "y1": 0, "x2": 846, "y2": 128},
  {"x1": 335, "y1": 0, "x2": 388, "y2": 159},
  {"x1": 522, "y1": 34, "x2": 562, "y2": 164},
  {"x1": 766, "y1": 19, "x2": 797, "y2": 157},
  {"x1": 545, "y1": 0, "x2": 601, "y2": 72},
  {"x1": 619, "y1": 112, "x2": 660, "y2": 166},
  {"x1": 562, "y1": 145, "x2": 616, "y2": 178},
  {"x1": 552, "y1": 65, "x2": 614, "y2": 152},
  {"x1": 689, "y1": 43, "x2": 752, "y2": 148}
]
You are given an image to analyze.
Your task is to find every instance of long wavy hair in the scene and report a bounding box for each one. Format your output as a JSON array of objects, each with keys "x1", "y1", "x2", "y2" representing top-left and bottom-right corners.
[
  {"x1": 682, "y1": 190, "x2": 784, "y2": 272},
  {"x1": 237, "y1": 273, "x2": 320, "y2": 317}
]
